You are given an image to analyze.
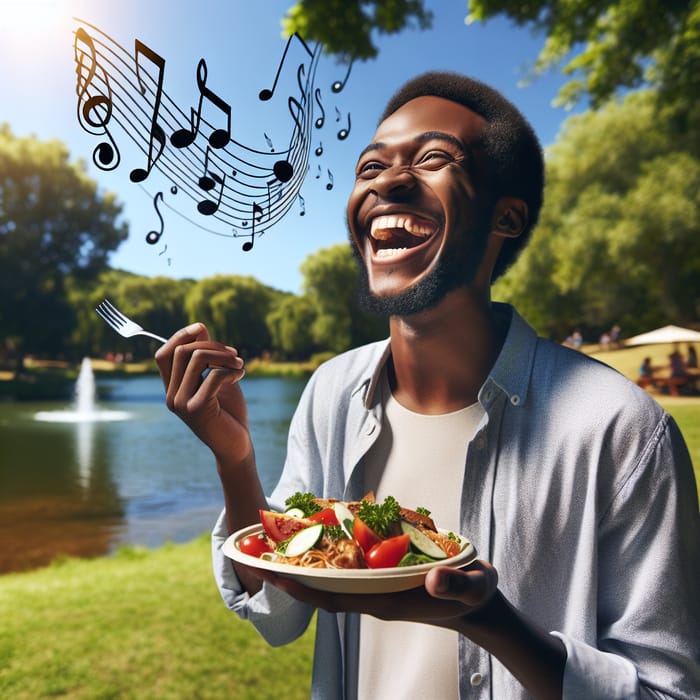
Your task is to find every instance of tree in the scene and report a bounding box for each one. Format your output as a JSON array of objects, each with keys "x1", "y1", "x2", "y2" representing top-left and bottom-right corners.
[
  {"x1": 300, "y1": 243, "x2": 387, "y2": 353},
  {"x1": 282, "y1": 0, "x2": 432, "y2": 60},
  {"x1": 0, "y1": 126, "x2": 127, "y2": 370},
  {"x1": 467, "y1": 1, "x2": 700, "y2": 124},
  {"x1": 266, "y1": 295, "x2": 318, "y2": 360},
  {"x1": 185, "y1": 275, "x2": 285, "y2": 358},
  {"x1": 494, "y1": 90, "x2": 700, "y2": 340}
]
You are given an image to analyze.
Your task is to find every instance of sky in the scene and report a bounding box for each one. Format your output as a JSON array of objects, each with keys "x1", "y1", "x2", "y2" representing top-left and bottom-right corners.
[{"x1": 0, "y1": 0, "x2": 582, "y2": 294}]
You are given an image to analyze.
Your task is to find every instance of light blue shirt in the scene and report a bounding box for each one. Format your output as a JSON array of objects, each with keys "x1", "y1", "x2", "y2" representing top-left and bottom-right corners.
[{"x1": 212, "y1": 304, "x2": 700, "y2": 699}]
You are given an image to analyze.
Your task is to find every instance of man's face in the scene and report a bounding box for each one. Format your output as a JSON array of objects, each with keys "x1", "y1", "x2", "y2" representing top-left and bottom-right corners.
[{"x1": 347, "y1": 95, "x2": 494, "y2": 317}]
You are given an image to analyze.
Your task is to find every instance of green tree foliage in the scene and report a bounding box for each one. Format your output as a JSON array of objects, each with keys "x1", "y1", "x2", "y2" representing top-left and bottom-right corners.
[
  {"x1": 282, "y1": 0, "x2": 433, "y2": 60},
  {"x1": 266, "y1": 295, "x2": 318, "y2": 360},
  {"x1": 300, "y1": 243, "x2": 387, "y2": 353},
  {"x1": 185, "y1": 275, "x2": 287, "y2": 358},
  {"x1": 467, "y1": 0, "x2": 700, "y2": 126},
  {"x1": 494, "y1": 91, "x2": 700, "y2": 340},
  {"x1": 0, "y1": 125, "x2": 127, "y2": 368}
]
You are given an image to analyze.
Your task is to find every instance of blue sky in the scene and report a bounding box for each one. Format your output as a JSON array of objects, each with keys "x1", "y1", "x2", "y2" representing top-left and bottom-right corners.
[{"x1": 0, "y1": 0, "x2": 582, "y2": 293}]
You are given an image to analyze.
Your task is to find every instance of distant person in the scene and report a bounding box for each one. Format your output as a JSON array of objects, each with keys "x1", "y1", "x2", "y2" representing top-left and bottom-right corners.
[
  {"x1": 669, "y1": 349, "x2": 686, "y2": 378},
  {"x1": 687, "y1": 344, "x2": 698, "y2": 369},
  {"x1": 609, "y1": 324, "x2": 621, "y2": 347}
]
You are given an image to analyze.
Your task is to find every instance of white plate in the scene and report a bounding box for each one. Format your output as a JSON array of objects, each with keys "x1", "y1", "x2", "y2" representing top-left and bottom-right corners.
[{"x1": 222, "y1": 523, "x2": 477, "y2": 593}]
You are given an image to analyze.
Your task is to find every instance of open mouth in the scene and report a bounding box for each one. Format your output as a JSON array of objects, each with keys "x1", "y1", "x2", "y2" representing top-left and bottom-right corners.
[{"x1": 369, "y1": 214, "x2": 438, "y2": 258}]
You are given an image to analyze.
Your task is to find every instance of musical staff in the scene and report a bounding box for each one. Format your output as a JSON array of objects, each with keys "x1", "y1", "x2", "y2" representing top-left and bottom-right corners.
[{"x1": 72, "y1": 19, "x2": 352, "y2": 250}]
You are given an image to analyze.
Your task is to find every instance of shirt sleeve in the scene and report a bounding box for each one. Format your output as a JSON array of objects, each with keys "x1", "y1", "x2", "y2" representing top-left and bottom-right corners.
[
  {"x1": 211, "y1": 507, "x2": 315, "y2": 646},
  {"x1": 555, "y1": 413, "x2": 700, "y2": 699}
]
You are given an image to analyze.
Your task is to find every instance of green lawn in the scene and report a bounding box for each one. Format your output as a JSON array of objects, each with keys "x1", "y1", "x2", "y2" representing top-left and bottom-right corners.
[{"x1": 0, "y1": 535, "x2": 315, "y2": 700}]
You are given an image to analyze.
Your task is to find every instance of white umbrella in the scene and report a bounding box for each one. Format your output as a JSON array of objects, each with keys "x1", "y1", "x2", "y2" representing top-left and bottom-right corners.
[{"x1": 624, "y1": 325, "x2": 700, "y2": 347}]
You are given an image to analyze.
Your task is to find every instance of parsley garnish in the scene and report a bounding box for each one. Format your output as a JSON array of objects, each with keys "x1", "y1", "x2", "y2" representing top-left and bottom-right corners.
[
  {"x1": 284, "y1": 492, "x2": 322, "y2": 517},
  {"x1": 357, "y1": 495, "x2": 400, "y2": 537},
  {"x1": 416, "y1": 506, "x2": 431, "y2": 516},
  {"x1": 324, "y1": 525, "x2": 345, "y2": 541}
]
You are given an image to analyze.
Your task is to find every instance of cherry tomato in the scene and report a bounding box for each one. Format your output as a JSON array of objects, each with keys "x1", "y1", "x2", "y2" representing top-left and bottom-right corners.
[
  {"x1": 239, "y1": 534, "x2": 273, "y2": 558},
  {"x1": 365, "y1": 534, "x2": 410, "y2": 569},
  {"x1": 309, "y1": 508, "x2": 340, "y2": 526},
  {"x1": 352, "y1": 517, "x2": 382, "y2": 553}
]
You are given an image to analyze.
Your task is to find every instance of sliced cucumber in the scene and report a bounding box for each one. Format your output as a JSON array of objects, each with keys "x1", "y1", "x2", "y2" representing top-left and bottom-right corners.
[
  {"x1": 284, "y1": 507, "x2": 305, "y2": 519},
  {"x1": 333, "y1": 501, "x2": 355, "y2": 538},
  {"x1": 400, "y1": 521, "x2": 447, "y2": 559},
  {"x1": 283, "y1": 523, "x2": 324, "y2": 557}
]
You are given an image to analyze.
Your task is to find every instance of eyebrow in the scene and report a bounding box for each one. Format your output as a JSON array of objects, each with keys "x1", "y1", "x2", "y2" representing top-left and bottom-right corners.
[{"x1": 357, "y1": 131, "x2": 468, "y2": 161}]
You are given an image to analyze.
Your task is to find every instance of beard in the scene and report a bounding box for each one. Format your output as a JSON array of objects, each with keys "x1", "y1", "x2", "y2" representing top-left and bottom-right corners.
[{"x1": 350, "y1": 224, "x2": 490, "y2": 318}]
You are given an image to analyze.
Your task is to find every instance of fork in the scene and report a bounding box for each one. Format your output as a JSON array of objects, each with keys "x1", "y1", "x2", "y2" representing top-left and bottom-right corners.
[{"x1": 95, "y1": 299, "x2": 168, "y2": 344}]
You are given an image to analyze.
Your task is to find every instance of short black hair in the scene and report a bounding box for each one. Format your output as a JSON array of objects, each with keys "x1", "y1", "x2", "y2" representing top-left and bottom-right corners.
[{"x1": 380, "y1": 71, "x2": 544, "y2": 281}]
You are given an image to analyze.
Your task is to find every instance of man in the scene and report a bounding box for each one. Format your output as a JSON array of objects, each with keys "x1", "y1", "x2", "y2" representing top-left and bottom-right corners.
[{"x1": 156, "y1": 72, "x2": 700, "y2": 699}]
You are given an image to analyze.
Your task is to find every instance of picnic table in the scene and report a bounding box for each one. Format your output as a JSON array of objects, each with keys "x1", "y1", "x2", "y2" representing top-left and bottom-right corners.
[{"x1": 637, "y1": 368, "x2": 700, "y2": 396}]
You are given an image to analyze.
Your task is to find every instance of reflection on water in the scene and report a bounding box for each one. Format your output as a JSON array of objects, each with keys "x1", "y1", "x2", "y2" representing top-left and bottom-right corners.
[{"x1": 0, "y1": 374, "x2": 307, "y2": 573}]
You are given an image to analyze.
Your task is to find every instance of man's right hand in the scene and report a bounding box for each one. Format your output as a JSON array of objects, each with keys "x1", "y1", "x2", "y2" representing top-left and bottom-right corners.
[{"x1": 155, "y1": 322, "x2": 250, "y2": 464}]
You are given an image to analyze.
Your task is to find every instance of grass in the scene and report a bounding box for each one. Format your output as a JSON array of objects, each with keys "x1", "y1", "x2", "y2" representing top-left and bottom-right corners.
[{"x1": 0, "y1": 535, "x2": 315, "y2": 700}]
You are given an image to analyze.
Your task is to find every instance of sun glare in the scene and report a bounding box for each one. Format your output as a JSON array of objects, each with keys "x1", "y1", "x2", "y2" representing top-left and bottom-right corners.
[{"x1": 0, "y1": 0, "x2": 66, "y2": 35}]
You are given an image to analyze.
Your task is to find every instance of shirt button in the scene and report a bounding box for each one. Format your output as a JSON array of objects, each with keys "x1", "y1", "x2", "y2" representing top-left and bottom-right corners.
[
  {"x1": 470, "y1": 672, "x2": 483, "y2": 686},
  {"x1": 510, "y1": 394, "x2": 521, "y2": 405}
]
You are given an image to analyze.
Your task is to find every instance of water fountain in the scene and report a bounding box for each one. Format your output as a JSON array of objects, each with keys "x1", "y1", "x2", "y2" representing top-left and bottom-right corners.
[{"x1": 35, "y1": 358, "x2": 130, "y2": 423}]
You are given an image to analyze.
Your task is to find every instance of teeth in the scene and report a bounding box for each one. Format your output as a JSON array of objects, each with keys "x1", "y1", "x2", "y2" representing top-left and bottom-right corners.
[
  {"x1": 370, "y1": 215, "x2": 434, "y2": 240},
  {"x1": 376, "y1": 247, "x2": 409, "y2": 258}
]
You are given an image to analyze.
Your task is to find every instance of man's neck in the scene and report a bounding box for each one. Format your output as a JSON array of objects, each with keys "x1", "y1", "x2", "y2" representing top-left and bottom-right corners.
[{"x1": 387, "y1": 289, "x2": 504, "y2": 414}]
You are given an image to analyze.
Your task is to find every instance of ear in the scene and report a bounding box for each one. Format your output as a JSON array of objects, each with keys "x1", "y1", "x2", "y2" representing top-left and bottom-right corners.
[{"x1": 491, "y1": 197, "x2": 528, "y2": 239}]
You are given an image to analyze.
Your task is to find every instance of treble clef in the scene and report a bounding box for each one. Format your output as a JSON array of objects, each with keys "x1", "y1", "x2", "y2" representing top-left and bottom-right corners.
[{"x1": 74, "y1": 26, "x2": 120, "y2": 171}]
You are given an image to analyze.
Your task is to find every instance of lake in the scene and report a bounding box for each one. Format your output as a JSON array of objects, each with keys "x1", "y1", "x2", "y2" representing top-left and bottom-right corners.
[{"x1": 0, "y1": 372, "x2": 307, "y2": 573}]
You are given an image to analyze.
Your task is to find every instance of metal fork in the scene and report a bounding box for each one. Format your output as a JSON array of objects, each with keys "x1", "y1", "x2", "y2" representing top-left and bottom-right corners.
[{"x1": 95, "y1": 299, "x2": 168, "y2": 344}]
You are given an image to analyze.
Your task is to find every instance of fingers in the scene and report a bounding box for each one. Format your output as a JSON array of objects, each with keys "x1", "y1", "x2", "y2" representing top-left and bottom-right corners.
[
  {"x1": 154, "y1": 323, "x2": 245, "y2": 412},
  {"x1": 155, "y1": 322, "x2": 210, "y2": 387},
  {"x1": 425, "y1": 560, "x2": 498, "y2": 610},
  {"x1": 167, "y1": 343, "x2": 244, "y2": 414}
]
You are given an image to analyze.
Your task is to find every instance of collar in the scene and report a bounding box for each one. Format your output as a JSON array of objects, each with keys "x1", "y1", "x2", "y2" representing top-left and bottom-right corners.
[{"x1": 351, "y1": 303, "x2": 537, "y2": 411}]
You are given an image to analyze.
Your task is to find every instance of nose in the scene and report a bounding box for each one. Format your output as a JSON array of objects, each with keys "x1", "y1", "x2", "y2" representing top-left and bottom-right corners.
[{"x1": 369, "y1": 164, "x2": 417, "y2": 199}]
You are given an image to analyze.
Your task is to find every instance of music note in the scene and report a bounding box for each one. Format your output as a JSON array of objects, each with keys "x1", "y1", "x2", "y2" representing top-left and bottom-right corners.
[
  {"x1": 331, "y1": 60, "x2": 353, "y2": 93},
  {"x1": 335, "y1": 106, "x2": 341, "y2": 122},
  {"x1": 337, "y1": 113, "x2": 351, "y2": 140},
  {"x1": 171, "y1": 59, "x2": 232, "y2": 149},
  {"x1": 326, "y1": 169, "x2": 334, "y2": 190},
  {"x1": 159, "y1": 243, "x2": 168, "y2": 256},
  {"x1": 315, "y1": 142, "x2": 323, "y2": 157},
  {"x1": 315, "y1": 164, "x2": 322, "y2": 179},
  {"x1": 242, "y1": 202, "x2": 264, "y2": 251},
  {"x1": 264, "y1": 132, "x2": 274, "y2": 151},
  {"x1": 197, "y1": 157, "x2": 226, "y2": 216},
  {"x1": 198, "y1": 147, "x2": 225, "y2": 190},
  {"x1": 146, "y1": 192, "x2": 165, "y2": 244},
  {"x1": 298, "y1": 193, "x2": 306, "y2": 216},
  {"x1": 273, "y1": 159, "x2": 294, "y2": 183},
  {"x1": 73, "y1": 27, "x2": 120, "y2": 171},
  {"x1": 130, "y1": 40, "x2": 167, "y2": 183},
  {"x1": 314, "y1": 88, "x2": 325, "y2": 128},
  {"x1": 259, "y1": 33, "x2": 313, "y2": 101}
]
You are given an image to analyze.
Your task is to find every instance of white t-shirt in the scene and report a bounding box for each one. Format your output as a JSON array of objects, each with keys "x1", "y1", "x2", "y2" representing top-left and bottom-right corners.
[{"x1": 358, "y1": 375, "x2": 485, "y2": 699}]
